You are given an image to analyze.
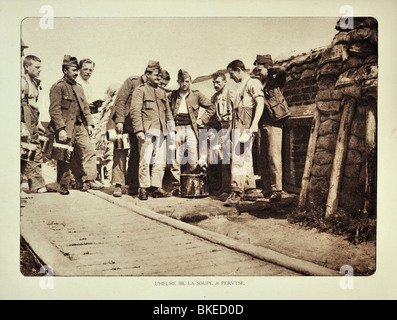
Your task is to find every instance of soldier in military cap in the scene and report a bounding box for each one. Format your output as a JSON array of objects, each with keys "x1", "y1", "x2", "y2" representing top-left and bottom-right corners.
[
  {"x1": 48, "y1": 55, "x2": 101, "y2": 195},
  {"x1": 108, "y1": 64, "x2": 150, "y2": 197},
  {"x1": 167, "y1": 69, "x2": 216, "y2": 196},
  {"x1": 159, "y1": 69, "x2": 171, "y2": 92},
  {"x1": 253, "y1": 54, "x2": 290, "y2": 201},
  {"x1": 130, "y1": 60, "x2": 175, "y2": 200}
]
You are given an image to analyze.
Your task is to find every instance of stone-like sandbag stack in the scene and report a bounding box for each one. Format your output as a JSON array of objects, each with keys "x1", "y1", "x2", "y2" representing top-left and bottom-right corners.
[
  {"x1": 299, "y1": 17, "x2": 378, "y2": 215},
  {"x1": 280, "y1": 48, "x2": 324, "y2": 111}
]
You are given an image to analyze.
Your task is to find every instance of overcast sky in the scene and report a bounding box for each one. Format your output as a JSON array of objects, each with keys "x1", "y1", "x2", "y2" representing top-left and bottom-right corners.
[{"x1": 22, "y1": 17, "x2": 338, "y2": 121}]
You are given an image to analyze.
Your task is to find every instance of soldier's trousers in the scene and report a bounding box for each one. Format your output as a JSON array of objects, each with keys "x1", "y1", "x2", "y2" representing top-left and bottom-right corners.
[
  {"x1": 138, "y1": 133, "x2": 166, "y2": 189},
  {"x1": 169, "y1": 125, "x2": 199, "y2": 186},
  {"x1": 230, "y1": 109, "x2": 256, "y2": 193},
  {"x1": 70, "y1": 140, "x2": 93, "y2": 183},
  {"x1": 258, "y1": 124, "x2": 283, "y2": 192},
  {"x1": 57, "y1": 123, "x2": 97, "y2": 186},
  {"x1": 21, "y1": 105, "x2": 46, "y2": 191},
  {"x1": 21, "y1": 159, "x2": 46, "y2": 192},
  {"x1": 230, "y1": 130, "x2": 257, "y2": 193},
  {"x1": 111, "y1": 132, "x2": 139, "y2": 190}
]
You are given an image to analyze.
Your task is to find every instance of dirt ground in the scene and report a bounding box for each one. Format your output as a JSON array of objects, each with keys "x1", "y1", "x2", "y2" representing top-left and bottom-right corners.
[
  {"x1": 20, "y1": 238, "x2": 44, "y2": 277},
  {"x1": 194, "y1": 211, "x2": 376, "y2": 276}
]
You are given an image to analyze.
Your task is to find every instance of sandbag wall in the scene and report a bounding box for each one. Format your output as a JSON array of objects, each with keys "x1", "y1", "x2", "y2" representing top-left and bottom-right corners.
[{"x1": 298, "y1": 17, "x2": 378, "y2": 216}]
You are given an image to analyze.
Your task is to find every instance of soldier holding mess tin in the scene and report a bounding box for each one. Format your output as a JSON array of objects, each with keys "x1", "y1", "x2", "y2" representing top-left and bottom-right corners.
[{"x1": 47, "y1": 55, "x2": 98, "y2": 195}]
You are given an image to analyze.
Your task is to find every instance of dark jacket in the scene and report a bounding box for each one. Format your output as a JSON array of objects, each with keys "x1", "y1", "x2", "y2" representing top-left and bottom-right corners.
[
  {"x1": 111, "y1": 75, "x2": 146, "y2": 132},
  {"x1": 260, "y1": 67, "x2": 289, "y2": 126},
  {"x1": 169, "y1": 89, "x2": 215, "y2": 139},
  {"x1": 48, "y1": 76, "x2": 94, "y2": 139},
  {"x1": 130, "y1": 82, "x2": 174, "y2": 137}
]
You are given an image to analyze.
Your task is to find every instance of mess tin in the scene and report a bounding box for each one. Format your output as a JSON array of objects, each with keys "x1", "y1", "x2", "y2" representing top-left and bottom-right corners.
[
  {"x1": 38, "y1": 135, "x2": 49, "y2": 153},
  {"x1": 21, "y1": 142, "x2": 37, "y2": 161},
  {"x1": 106, "y1": 129, "x2": 130, "y2": 150},
  {"x1": 51, "y1": 142, "x2": 74, "y2": 163},
  {"x1": 180, "y1": 173, "x2": 209, "y2": 198}
]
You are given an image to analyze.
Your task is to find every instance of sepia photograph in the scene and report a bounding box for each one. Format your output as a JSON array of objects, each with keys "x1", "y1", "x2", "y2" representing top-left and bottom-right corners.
[
  {"x1": 20, "y1": 15, "x2": 377, "y2": 277},
  {"x1": 2, "y1": 0, "x2": 397, "y2": 301}
]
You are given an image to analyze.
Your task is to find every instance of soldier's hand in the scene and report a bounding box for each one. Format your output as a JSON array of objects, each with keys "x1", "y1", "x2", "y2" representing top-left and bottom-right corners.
[
  {"x1": 239, "y1": 130, "x2": 253, "y2": 144},
  {"x1": 250, "y1": 123, "x2": 259, "y2": 134},
  {"x1": 116, "y1": 123, "x2": 124, "y2": 134},
  {"x1": 59, "y1": 129, "x2": 68, "y2": 142},
  {"x1": 38, "y1": 123, "x2": 46, "y2": 134},
  {"x1": 196, "y1": 119, "x2": 205, "y2": 128},
  {"x1": 136, "y1": 132, "x2": 145, "y2": 141}
]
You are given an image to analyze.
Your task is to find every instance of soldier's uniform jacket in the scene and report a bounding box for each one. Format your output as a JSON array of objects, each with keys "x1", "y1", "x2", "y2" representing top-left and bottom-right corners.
[
  {"x1": 48, "y1": 76, "x2": 94, "y2": 139},
  {"x1": 169, "y1": 89, "x2": 215, "y2": 139},
  {"x1": 130, "y1": 82, "x2": 174, "y2": 137},
  {"x1": 260, "y1": 66, "x2": 290, "y2": 126},
  {"x1": 262, "y1": 66, "x2": 287, "y2": 98},
  {"x1": 111, "y1": 75, "x2": 146, "y2": 132},
  {"x1": 211, "y1": 89, "x2": 234, "y2": 122}
]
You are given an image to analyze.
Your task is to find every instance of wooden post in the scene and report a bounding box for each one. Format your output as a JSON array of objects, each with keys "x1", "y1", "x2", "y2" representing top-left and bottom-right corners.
[
  {"x1": 298, "y1": 108, "x2": 321, "y2": 210},
  {"x1": 282, "y1": 126, "x2": 292, "y2": 189},
  {"x1": 364, "y1": 98, "x2": 376, "y2": 216},
  {"x1": 325, "y1": 97, "x2": 356, "y2": 217}
]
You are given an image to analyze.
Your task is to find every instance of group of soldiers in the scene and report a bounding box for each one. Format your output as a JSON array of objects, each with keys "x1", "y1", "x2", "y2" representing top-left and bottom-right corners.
[{"x1": 21, "y1": 39, "x2": 291, "y2": 208}]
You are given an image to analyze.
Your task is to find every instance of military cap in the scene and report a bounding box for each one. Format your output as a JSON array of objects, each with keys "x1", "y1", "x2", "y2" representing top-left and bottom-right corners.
[
  {"x1": 177, "y1": 69, "x2": 191, "y2": 81},
  {"x1": 253, "y1": 54, "x2": 273, "y2": 68},
  {"x1": 161, "y1": 69, "x2": 171, "y2": 80},
  {"x1": 62, "y1": 55, "x2": 79, "y2": 68},
  {"x1": 146, "y1": 60, "x2": 161, "y2": 72}
]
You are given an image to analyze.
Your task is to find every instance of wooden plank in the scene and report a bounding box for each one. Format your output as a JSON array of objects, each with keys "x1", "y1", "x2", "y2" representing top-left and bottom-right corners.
[
  {"x1": 21, "y1": 218, "x2": 87, "y2": 276},
  {"x1": 74, "y1": 241, "x2": 212, "y2": 267},
  {"x1": 90, "y1": 190, "x2": 339, "y2": 276},
  {"x1": 325, "y1": 97, "x2": 356, "y2": 217},
  {"x1": 298, "y1": 107, "x2": 321, "y2": 210},
  {"x1": 364, "y1": 100, "x2": 376, "y2": 216}
]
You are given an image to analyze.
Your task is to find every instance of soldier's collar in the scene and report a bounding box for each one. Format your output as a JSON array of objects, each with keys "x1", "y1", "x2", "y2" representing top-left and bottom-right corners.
[
  {"x1": 148, "y1": 81, "x2": 159, "y2": 88},
  {"x1": 24, "y1": 73, "x2": 42, "y2": 89},
  {"x1": 178, "y1": 88, "x2": 191, "y2": 97},
  {"x1": 33, "y1": 78, "x2": 41, "y2": 87},
  {"x1": 63, "y1": 76, "x2": 77, "y2": 85}
]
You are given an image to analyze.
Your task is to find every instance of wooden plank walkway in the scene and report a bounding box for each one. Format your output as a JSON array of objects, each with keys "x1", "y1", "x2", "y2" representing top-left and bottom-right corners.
[{"x1": 21, "y1": 191, "x2": 300, "y2": 276}]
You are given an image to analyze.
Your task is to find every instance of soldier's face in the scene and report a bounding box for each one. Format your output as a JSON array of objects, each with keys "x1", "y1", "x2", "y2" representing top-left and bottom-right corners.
[
  {"x1": 147, "y1": 70, "x2": 161, "y2": 86},
  {"x1": 178, "y1": 77, "x2": 191, "y2": 91},
  {"x1": 64, "y1": 66, "x2": 79, "y2": 81},
  {"x1": 213, "y1": 77, "x2": 226, "y2": 93},
  {"x1": 25, "y1": 60, "x2": 41, "y2": 79},
  {"x1": 79, "y1": 63, "x2": 94, "y2": 80},
  {"x1": 227, "y1": 68, "x2": 241, "y2": 83},
  {"x1": 159, "y1": 78, "x2": 170, "y2": 88},
  {"x1": 255, "y1": 65, "x2": 269, "y2": 79}
]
